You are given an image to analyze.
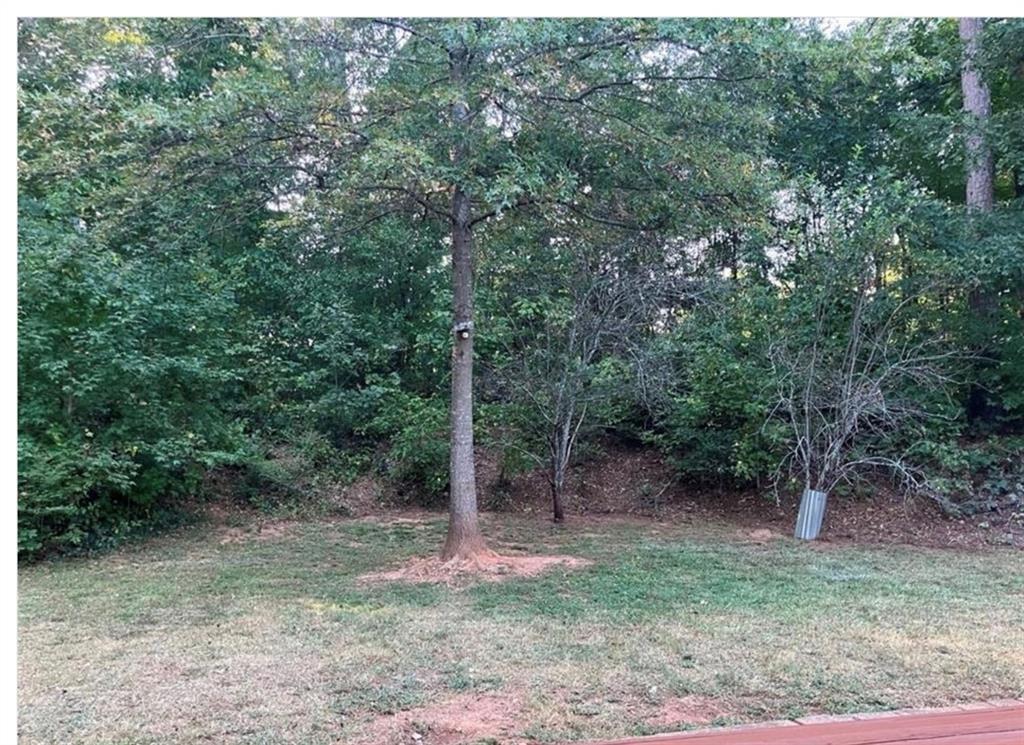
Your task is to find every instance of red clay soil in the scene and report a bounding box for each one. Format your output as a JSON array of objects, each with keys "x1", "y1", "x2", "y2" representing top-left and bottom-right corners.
[
  {"x1": 649, "y1": 696, "x2": 734, "y2": 728},
  {"x1": 357, "y1": 691, "x2": 528, "y2": 745},
  {"x1": 588, "y1": 700, "x2": 1024, "y2": 745}
]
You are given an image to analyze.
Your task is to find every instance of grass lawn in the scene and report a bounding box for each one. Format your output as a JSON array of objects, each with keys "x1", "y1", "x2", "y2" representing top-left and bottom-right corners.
[{"x1": 18, "y1": 512, "x2": 1024, "y2": 744}]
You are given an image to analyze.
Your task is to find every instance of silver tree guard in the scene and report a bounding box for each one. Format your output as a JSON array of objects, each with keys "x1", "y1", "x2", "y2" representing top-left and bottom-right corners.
[{"x1": 795, "y1": 489, "x2": 828, "y2": 540}]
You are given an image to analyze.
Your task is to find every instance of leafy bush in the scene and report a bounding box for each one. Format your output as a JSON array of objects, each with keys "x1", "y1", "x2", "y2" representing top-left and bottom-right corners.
[
  {"x1": 354, "y1": 377, "x2": 450, "y2": 501},
  {"x1": 17, "y1": 207, "x2": 245, "y2": 556},
  {"x1": 647, "y1": 287, "x2": 782, "y2": 487},
  {"x1": 914, "y1": 437, "x2": 1024, "y2": 515}
]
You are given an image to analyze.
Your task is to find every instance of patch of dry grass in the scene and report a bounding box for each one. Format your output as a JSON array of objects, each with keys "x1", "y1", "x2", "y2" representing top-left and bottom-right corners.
[
  {"x1": 18, "y1": 513, "x2": 1024, "y2": 744},
  {"x1": 359, "y1": 550, "x2": 590, "y2": 586}
]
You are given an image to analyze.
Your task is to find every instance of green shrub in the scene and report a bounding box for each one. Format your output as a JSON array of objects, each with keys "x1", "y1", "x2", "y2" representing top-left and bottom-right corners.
[
  {"x1": 648, "y1": 287, "x2": 782, "y2": 487},
  {"x1": 354, "y1": 376, "x2": 450, "y2": 501},
  {"x1": 914, "y1": 437, "x2": 1024, "y2": 515},
  {"x1": 17, "y1": 207, "x2": 245, "y2": 556}
]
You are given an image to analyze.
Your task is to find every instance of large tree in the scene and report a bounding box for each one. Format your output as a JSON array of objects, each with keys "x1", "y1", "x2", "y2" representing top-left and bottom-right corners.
[
  {"x1": 959, "y1": 17, "x2": 998, "y2": 423},
  {"x1": 18, "y1": 17, "x2": 776, "y2": 557},
  {"x1": 304, "y1": 19, "x2": 773, "y2": 557}
]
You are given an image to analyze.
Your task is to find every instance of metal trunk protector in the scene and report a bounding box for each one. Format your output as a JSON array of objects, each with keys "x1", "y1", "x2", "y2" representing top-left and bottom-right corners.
[{"x1": 794, "y1": 488, "x2": 828, "y2": 540}]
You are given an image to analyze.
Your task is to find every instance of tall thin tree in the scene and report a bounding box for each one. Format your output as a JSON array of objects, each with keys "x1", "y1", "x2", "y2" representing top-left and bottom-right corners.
[
  {"x1": 959, "y1": 18, "x2": 994, "y2": 213},
  {"x1": 442, "y1": 34, "x2": 487, "y2": 560},
  {"x1": 959, "y1": 17, "x2": 996, "y2": 422}
]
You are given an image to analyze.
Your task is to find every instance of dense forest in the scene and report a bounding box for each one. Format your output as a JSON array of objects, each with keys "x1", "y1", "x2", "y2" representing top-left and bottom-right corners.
[{"x1": 17, "y1": 18, "x2": 1024, "y2": 557}]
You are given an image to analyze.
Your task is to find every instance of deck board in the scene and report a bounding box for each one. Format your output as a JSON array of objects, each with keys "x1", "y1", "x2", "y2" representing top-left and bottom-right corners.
[{"x1": 588, "y1": 702, "x2": 1024, "y2": 745}]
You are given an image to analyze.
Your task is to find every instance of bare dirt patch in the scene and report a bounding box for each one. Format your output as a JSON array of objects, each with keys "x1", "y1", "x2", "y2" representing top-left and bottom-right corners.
[
  {"x1": 218, "y1": 519, "x2": 299, "y2": 545},
  {"x1": 476, "y1": 441, "x2": 1022, "y2": 551},
  {"x1": 477, "y1": 442, "x2": 676, "y2": 518},
  {"x1": 649, "y1": 694, "x2": 734, "y2": 727},
  {"x1": 357, "y1": 692, "x2": 527, "y2": 745},
  {"x1": 743, "y1": 528, "x2": 781, "y2": 543},
  {"x1": 200, "y1": 442, "x2": 1020, "y2": 552},
  {"x1": 360, "y1": 550, "x2": 590, "y2": 585},
  {"x1": 330, "y1": 472, "x2": 387, "y2": 516}
]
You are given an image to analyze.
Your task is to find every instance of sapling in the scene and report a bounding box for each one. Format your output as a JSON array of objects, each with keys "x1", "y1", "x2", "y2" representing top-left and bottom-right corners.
[{"x1": 767, "y1": 278, "x2": 958, "y2": 539}]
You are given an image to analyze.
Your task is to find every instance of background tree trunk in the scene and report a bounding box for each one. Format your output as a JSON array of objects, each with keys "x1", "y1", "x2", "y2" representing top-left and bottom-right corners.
[
  {"x1": 959, "y1": 18, "x2": 996, "y2": 423},
  {"x1": 549, "y1": 401, "x2": 581, "y2": 523},
  {"x1": 441, "y1": 45, "x2": 487, "y2": 561},
  {"x1": 960, "y1": 18, "x2": 994, "y2": 213},
  {"x1": 550, "y1": 429, "x2": 569, "y2": 523},
  {"x1": 550, "y1": 474, "x2": 566, "y2": 523}
]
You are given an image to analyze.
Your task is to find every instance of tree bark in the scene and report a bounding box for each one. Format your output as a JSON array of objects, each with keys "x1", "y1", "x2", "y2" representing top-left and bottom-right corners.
[
  {"x1": 440, "y1": 44, "x2": 488, "y2": 561},
  {"x1": 550, "y1": 478, "x2": 566, "y2": 523},
  {"x1": 959, "y1": 18, "x2": 997, "y2": 423},
  {"x1": 550, "y1": 451, "x2": 567, "y2": 523},
  {"x1": 960, "y1": 18, "x2": 994, "y2": 212},
  {"x1": 549, "y1": 398, "x2": 579, "y2": 523}
]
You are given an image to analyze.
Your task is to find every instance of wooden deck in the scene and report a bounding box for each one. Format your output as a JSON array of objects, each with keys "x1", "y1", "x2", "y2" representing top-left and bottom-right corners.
[{"x1": 589, "y1": 701, "x2": 1024, "y2": 745}]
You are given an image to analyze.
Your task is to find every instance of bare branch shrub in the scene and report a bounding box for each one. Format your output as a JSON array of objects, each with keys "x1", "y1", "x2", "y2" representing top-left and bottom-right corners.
[
  {"x1": 766, "y1": 273, "x2": 961, "y2": 507},
  {"x1": 490, "y1": 249, "x2": 701, "y2": 521}
]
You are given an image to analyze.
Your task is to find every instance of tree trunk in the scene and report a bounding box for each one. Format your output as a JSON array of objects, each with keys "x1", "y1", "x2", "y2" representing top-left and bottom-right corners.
[
  {"x1": 549, "y1": 408, "x2": 577, "y2": 523},
  {"x1": 440, "y1": 45, "x2": 487, "y2": 561},
  {"x1": 960, "y1": 18, "x2": 994, "y2": 213},
  {"x1": 550, "y1": 462, "x2": 566, "y2": 523},
  {"x1": 959, "y1": 18, "x2": 997, "y2": 423}
]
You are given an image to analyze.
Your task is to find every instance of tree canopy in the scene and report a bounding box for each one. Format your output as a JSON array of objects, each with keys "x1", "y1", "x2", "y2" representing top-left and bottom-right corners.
[{"x1": 17, "y1": 17, "x2": 1024, "y2": 556}]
